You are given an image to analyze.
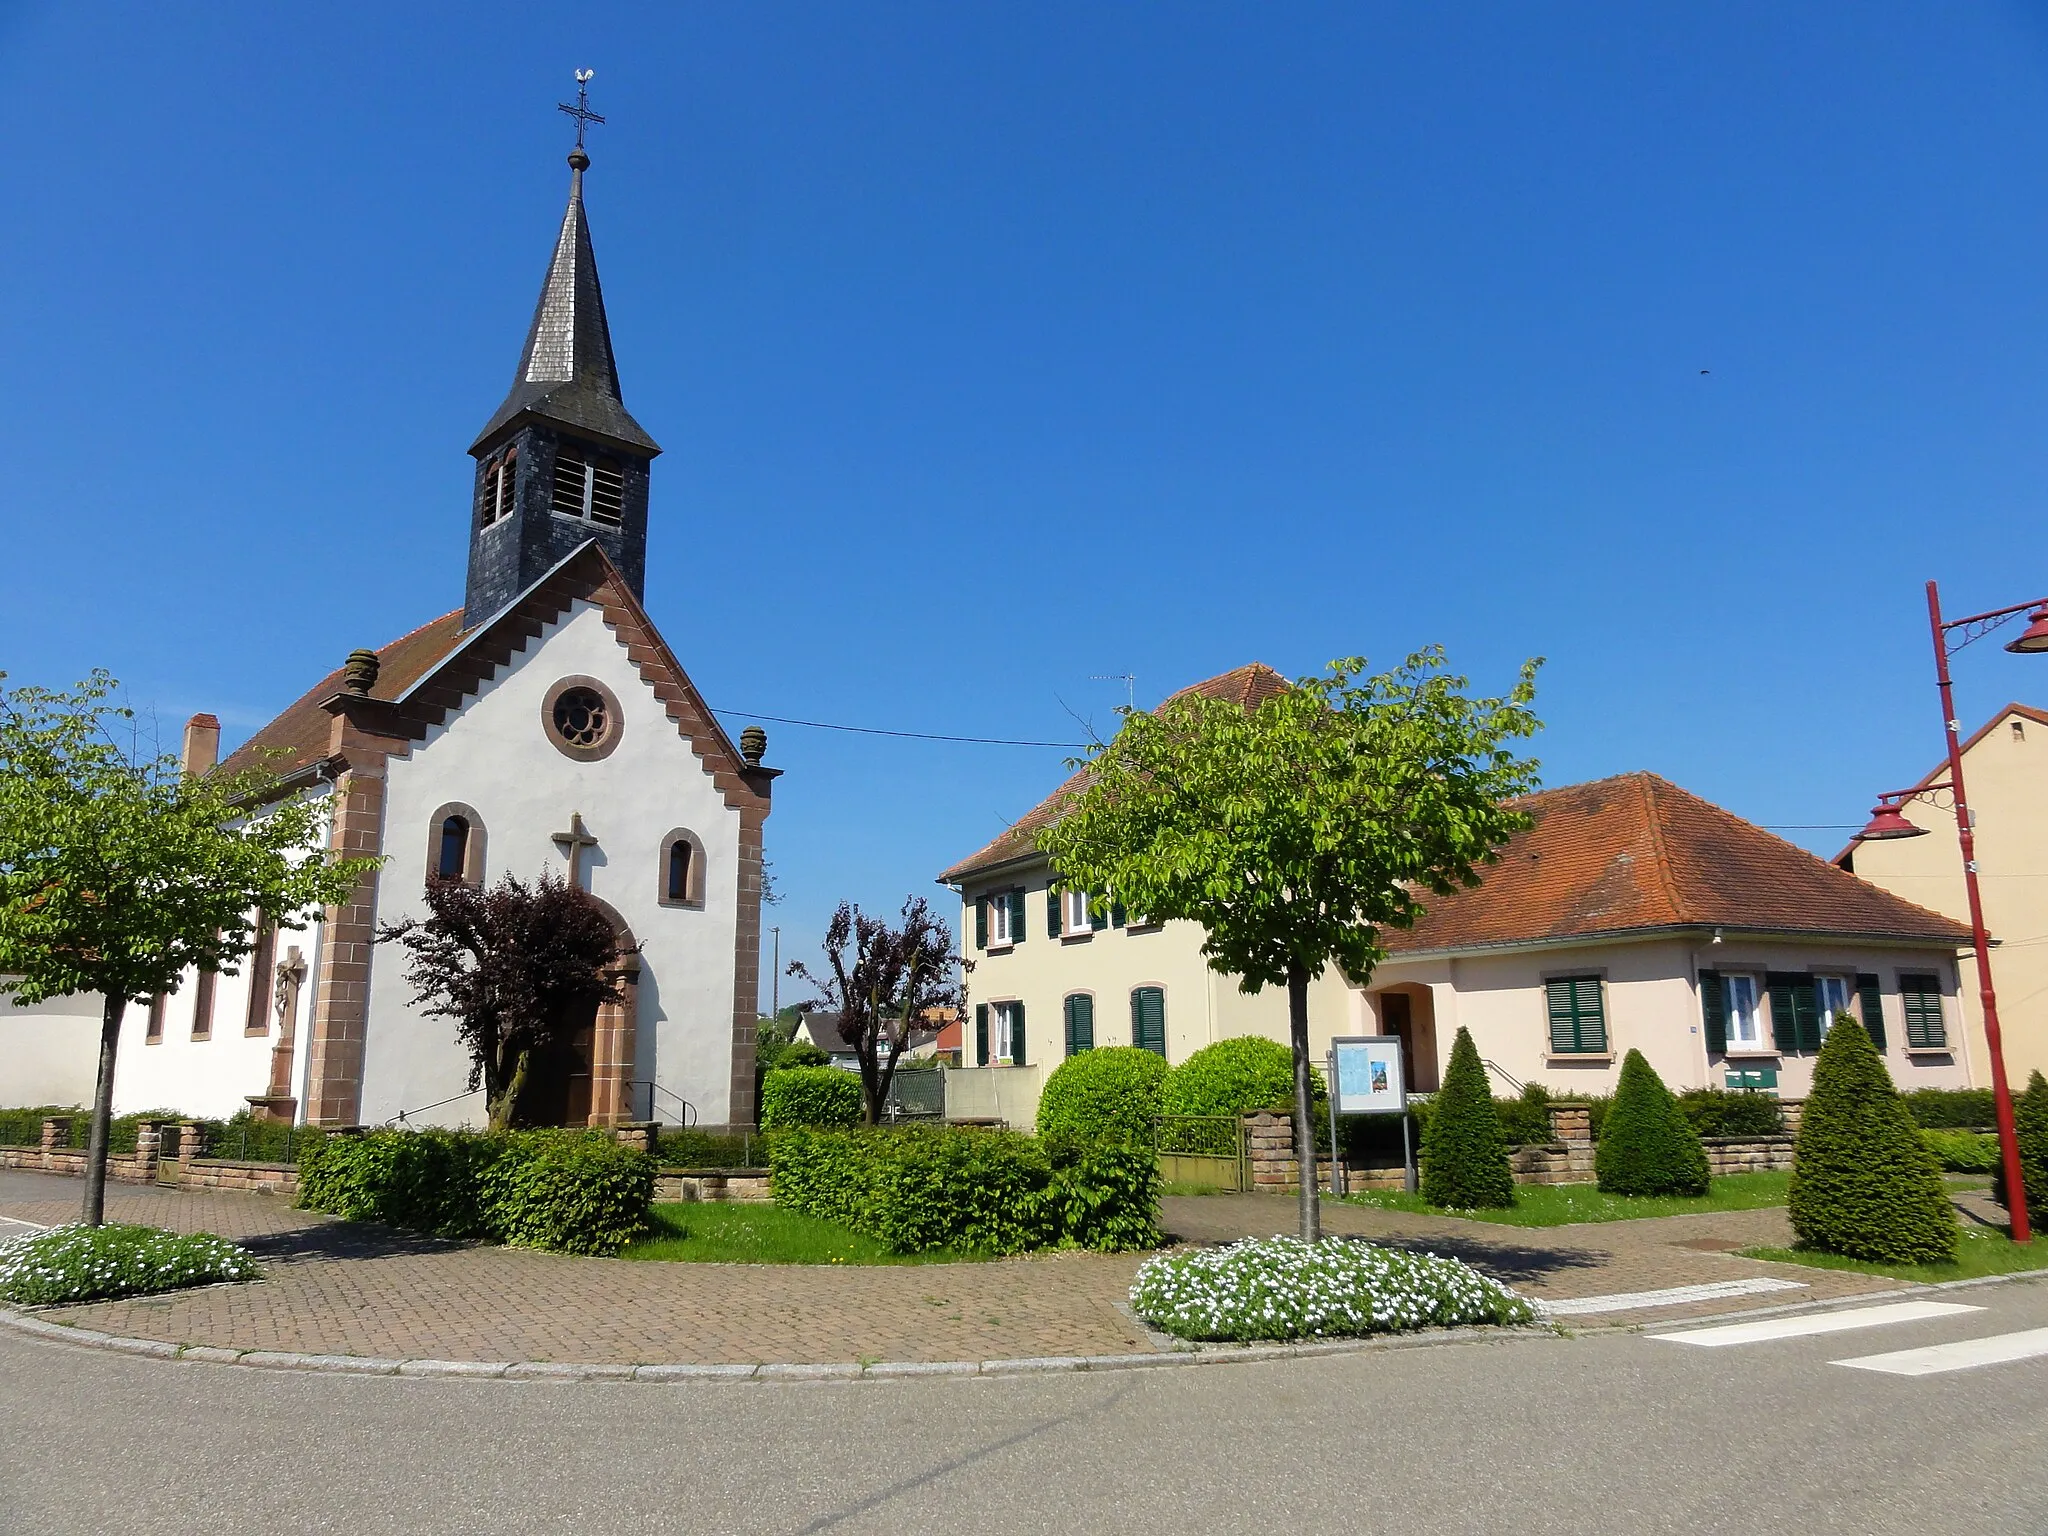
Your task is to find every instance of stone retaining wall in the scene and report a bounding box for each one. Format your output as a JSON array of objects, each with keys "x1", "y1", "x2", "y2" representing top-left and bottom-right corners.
[
  {"x1": 177, "y1": 1159, "x2": 301, "y2": 1195},
  {"x1": 654, "y1": 1169, "x2": 771, "y2": 1203},
  {"x1": 1702, "y1": 1135, "x2": 1795, "y2": 1176},
  {"x1": 0, "y1": 1145, "x2": 156, "y2": 1183}
]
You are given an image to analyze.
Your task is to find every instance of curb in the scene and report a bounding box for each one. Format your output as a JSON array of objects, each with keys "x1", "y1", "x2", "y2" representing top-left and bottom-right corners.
[{"x1": 0, "y1": 1302, "x2": 1543, "y2": 1383}]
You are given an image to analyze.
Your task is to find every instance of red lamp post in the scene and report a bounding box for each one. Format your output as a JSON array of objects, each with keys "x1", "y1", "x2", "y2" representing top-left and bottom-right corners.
[{"x1": 1912, "y1": 581, "x2": 2048, "y2": 1243}]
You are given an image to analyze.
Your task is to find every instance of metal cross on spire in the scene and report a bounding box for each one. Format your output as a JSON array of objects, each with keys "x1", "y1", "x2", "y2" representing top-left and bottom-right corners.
[{"x1": 558, "y1": 68, "x2": 605, "y2": 150}]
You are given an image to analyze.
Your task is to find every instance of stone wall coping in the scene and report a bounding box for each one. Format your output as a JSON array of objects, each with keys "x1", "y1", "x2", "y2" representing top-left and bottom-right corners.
[
  {"x1": 188, "y1": 1158, "x2": 302, "y2": 1172},
  {"x1": 658, "y1": 1166, "x2": 769, "y2": 1177}
]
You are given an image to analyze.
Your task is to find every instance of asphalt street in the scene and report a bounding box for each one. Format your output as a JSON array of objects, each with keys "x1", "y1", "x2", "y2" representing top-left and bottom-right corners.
[{"x1": 4, "y1": 1277, "x2": 2047, "y2": 1536}]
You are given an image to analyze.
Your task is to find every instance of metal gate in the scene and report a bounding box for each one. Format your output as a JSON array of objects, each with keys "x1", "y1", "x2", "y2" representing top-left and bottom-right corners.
[
  {"x1": 154, "y1": 1122, "x2": 184, "y2": 1184},
  {"x1": 1155, "y1": 1115, "x2": 1248, "y2": 1192}
]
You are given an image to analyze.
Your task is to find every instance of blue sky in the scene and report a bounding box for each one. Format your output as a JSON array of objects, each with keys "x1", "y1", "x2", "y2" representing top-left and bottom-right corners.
[{"x1": 5, "y1": 3, "x2": 2048, "y2": 1000}]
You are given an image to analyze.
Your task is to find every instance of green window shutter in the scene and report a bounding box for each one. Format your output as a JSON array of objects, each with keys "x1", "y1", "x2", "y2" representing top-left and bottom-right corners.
[
  {"x1": 1901, "y1": 975, "x2": 1946, "y2": 1049},
  {"x1": 1012, "y1": 1001, "x2": 1026, "y2": 1065},
  {"x1": 1065, "y1": 994, "x2": 1094, "y2": 1055},
  {"x1": 1796, "y1": 979, "x2": 1822, "y2": 1053},
  {"x1": 975, "y1": 1003, "x2": 989, "y2": 1066},
  {"x1": 1008, "y1": 889, "x2": 1027, "y2": 945},
  {"x1": 1110, "y1": 899, "x2": 1127, "y2": 929},
  {"x1": 1046, "y1": 886, "x2": 1061, "y2": 938},
  {"x1": 1766, "y1": 974, "x2": 1821, "y2": 1054},
  {"x1": 1088, "y1": 892, "x2": 1109, "y2": 929},
  {"x1": 1131, "y1": 987, "x2": 1166, "y2": 1055},
  {"x1": 974, "y1": 897, "x2": 987, "y2": 950},
  {"x1": 1857, "y1": 974, "x2": 1887, "y2": 1051},
  {"x1": 1699, "y1": 972, "x2": 1727, "y2": 1056},
  {"x1": 1546, "y1": 976, "x2": 1606, "y2": 1053}
]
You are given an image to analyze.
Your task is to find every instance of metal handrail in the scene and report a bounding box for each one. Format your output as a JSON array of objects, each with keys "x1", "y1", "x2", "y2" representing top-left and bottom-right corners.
[
  {"x1": 1481, "y1": 1059, "x2": 1526, "y2": 1094},
  {"x1": 624, "y1": 1080, "x2": 698, "y2": 1126},
  {"x1": 387, "y1": 1088, "x2": 485, "y2": 1126}
]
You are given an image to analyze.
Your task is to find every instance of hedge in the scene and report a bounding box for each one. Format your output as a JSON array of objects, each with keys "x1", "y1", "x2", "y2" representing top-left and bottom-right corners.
[
  {"x1": 1789, "y1": 1017, "x2": 1957, "y2": 1263},
  {"x1": 760, "y1": 1066, "x2": 863, "y2": 1129},
  {"x1": 655, "y1": 1128, "x2": 766, "y2": 1168},
  {"x1": 1922, "y1": 1128, "x2": 2000, "y2": 1174},
  {"x1": 1595, "y1": 1050, "x2": 1709, "y2": 1197},
  {"x1": 1036, "y1": 1047, "x2": 1169, "y2": 1146},
  {"x1": 1162, "y1": 1037, "x2": 1323, "y2": 1121},
  {"x1": 1419, "y1": 1028, "x2": 1513, "y2": 1209},
  {"x1": 770, "y1": 1125, "x2": 1160, "y2": 1254},
  {"x1": 1674, "y1": 1090, "x2": 1784, "y2": 1139},
  {"x1": 0, "y1": 1106, "x2": 79, "y2": 1146},
  {"x1": 1901, "y1": 1088, "x2": 1997, "y2": 1130},
  {"x1": 1992, "y1": 1070, "x2": 2048, "y2": 1227},
  {"x1": 297, "y1": 1128, "x2": 654, "y2": 1255}
]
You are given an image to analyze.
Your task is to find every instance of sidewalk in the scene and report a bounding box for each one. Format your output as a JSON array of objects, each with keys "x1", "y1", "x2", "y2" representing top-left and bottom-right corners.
[{"x1": 0, "y1": 1171, "x2": 1915, "y2": 1366}]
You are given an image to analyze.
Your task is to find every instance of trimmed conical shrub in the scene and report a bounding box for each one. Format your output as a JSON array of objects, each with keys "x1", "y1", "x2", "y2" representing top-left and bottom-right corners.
[
  {"x1": 1596, "y1": 1050, "x2": 1710, "y2": 1197},
  {"x1": 1790, "y1": 1014, "x2": 1957, "y2": 1263},
  {"x1": 1420, "y1": 1027, "x2": 1514, "y2": 1209},
  {"x1": 1992, "y1": 1069, "x2": 2048, "y2": 1230}
]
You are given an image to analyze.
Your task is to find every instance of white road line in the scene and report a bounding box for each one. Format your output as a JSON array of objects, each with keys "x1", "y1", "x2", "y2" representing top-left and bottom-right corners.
[
  {"x1": 1835, "y1": 1326, "x2": 2048, "y2": 1377},
  {"x1": 1536, "y1": 1278, "x2": 1808, "y2": 1316},
  {"x1": 1650, "y1": 1300, "x2": 1982, "y2": 1347}
]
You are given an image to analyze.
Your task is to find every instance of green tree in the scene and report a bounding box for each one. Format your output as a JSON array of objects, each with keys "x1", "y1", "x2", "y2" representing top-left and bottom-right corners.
[
  {"x1": 1420, "y1": 1027, "x2": 1515, "y2": 1209},
  {"x1": 1039, "y1": 651, "x2": 1541, "y2": 1239},
  {"x1": 378, "y1": 871, "x2": 633, "y2": 1131},
  {"x1": 0, "y1": 673, "x2": 374, "y2": 1224},
  {"x1": 1595, "y1": 1049, "x2": 1709, "y2": 1197},
  {"x1": 1790, "y1": 1014, "x2": 1957, "y2": 1263}
]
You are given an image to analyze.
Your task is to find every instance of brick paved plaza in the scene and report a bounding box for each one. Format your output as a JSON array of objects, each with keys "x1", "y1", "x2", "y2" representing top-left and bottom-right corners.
[{"x1": 0, "y1": 1170, "x2": 1917, "y2": 1365}]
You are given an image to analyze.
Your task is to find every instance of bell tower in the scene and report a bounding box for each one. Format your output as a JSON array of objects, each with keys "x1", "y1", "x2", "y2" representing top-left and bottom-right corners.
[{"x1": 464, "y1": 83, "x2": 660, "y2": 629}]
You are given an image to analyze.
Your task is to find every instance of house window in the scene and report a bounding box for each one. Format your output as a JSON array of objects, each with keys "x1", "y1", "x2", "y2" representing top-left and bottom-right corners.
[
  {"x1": 1544, "y1": 976, "x2": 1607, "y2": 1054},
  {"x1": 1063, "y1": 993, "x2": 1095, "y2": 1056},
  {"x1": 1814, "y1": 975, "x2": 1853, "y2": 1030},
  {"x1": 1131, "y1": 986, "x2": 1167, "y2": 1055},
  {"x1": 976, "y1": 1001, "x2": 1026, "y2": 1065},
  {"x1": 244, "y1": 917, "x2": 276, "y2": 1036},
  {"x1": 988, "y1": 890, "x2": 1022, "y2": 947},
  {"x1": 550, "y1": 444, "x2": 625, "y2": 527},
  {"x1": 1061, "y1": 889, "x2": 1093, "y2": 936},
  {"x1": 190, "y1": 965, "x2": 217, "y2": 1041},
  {"x1": 1900, "y1": 974, "x2": 1948, "y2": 1049},
  {"x1": 145, "y1": 994, "x2": 166, "y2": 1044},
  {"x1": 1725, "y1": 974, "x2": 1762, "y2": 1050},
  {"x1": 668, "y1": 840, "x2": 692, "y2": 901},
  {"x1": 437, "y1": 816, "x2": 470, "y2": 880}
]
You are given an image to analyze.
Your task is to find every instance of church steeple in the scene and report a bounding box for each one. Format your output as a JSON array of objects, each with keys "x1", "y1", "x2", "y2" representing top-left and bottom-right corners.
[{"x1": 464, "y1": 84, "x2": 660, "y2": 629}]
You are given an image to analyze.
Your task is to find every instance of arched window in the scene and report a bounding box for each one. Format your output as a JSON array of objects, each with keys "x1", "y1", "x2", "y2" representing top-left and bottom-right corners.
[
  {"x1": 425, "y1": 803, "x2": 486, "y2": 887},
  {"x1": 437, "y1": 817, "x2": 470, "y2": 879},
  {"x1": 1130, "y1": 986, "x2": 1167, "y2": 1056},
  {"x1": 659, "y1": 828, "x2": 706, "y2": 908}
]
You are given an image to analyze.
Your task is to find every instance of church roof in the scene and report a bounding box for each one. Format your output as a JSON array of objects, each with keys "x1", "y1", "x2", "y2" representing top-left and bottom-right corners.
[
  {"x1": 470, "y1": 153, "x2": 660, "y2": 458},
  {"x1": 936, "y1": 662, "x2": 1291, "y2": 884},
  {"x1": 219, "y1": 541, "x2": 770, "y2": 815},
  {"x1": 217, "y1": 612, "x2": 468, "y2": 781}
]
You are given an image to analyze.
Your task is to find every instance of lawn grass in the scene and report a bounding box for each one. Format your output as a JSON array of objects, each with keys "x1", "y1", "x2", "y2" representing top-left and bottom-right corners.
[
  {"x1": 1335, "y1": 1170, "x2": 1792, "y2": 1227},
  {"x1": 1743, "y1": 1225, "x2": 2048, "y2": 1285},
  {"x1": 620, "y1": 1202, "x2": 977, "y2": 1265}
]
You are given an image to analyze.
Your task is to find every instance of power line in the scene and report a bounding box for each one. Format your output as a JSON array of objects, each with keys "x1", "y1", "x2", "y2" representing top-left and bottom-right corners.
[{"x1": 708, "y1": 706, "x2": 1087, "y2": 749}]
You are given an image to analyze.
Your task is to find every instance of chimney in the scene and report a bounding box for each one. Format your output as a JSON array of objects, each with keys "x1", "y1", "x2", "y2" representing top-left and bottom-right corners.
[{"x1": 182, "y1": 714, "x2": 221, "y2": 775}]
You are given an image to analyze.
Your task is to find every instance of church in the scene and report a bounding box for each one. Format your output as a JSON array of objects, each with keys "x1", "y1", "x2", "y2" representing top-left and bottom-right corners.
[{"x1": 6, "y1": 129, "x2": 773, "y2": 1132}]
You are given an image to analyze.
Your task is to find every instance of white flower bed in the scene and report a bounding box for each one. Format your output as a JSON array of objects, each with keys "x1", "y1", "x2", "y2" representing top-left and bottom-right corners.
[
  {"x1": 0, "y1": 1223, "x2": 260, "y2": 1307},
  {"x1": 1130, "y1": 1236, "x2": 1534, "y2": 1342}
]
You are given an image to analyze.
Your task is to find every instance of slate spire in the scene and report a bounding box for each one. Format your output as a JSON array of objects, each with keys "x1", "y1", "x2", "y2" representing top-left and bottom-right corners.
[{"x1": 470, "y1": 146, "x2": 660, "y2": 456}]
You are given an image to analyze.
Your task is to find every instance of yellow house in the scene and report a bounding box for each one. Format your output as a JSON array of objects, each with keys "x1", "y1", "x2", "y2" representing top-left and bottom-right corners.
[
  {"x1": 936, "y1": 663, "x2": 1978, "y2": 1129},
  {"x1": 1839, "y1": 703, "x2": 2048, "y2": 1088}
]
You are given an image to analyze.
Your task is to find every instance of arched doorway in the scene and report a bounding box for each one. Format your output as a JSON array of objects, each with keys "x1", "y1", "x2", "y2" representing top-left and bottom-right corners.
[
  {"x1": 1373, "y1": 985, "x2": 1440, "y2": 1093},
  {"x1": 511, "y1": 898, "x2": 640, "y2": 1128}
]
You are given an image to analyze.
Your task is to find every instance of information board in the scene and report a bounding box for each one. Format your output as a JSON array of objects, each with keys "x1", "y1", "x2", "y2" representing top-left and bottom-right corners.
[{"x1": 1328, "y1": 1035, "x2": 1407, "y2": 1115}]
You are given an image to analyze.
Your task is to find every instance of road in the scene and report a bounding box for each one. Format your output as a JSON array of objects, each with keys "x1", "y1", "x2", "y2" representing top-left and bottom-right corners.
[{"x1": 4, "y1": 1277, "x2": 2047, "y2": 1535}]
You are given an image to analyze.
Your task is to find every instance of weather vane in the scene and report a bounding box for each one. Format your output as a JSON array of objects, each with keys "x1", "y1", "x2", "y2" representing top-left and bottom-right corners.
[{"x1": 558, "y1": 68, "x2": 605, "y2": 151}]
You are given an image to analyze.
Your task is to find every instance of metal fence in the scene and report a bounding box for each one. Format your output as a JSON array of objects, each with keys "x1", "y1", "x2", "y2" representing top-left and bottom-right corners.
[
  {"x1": 1155, "y1": 1114, "x2": 1249, "y2": 1191},
  {"x1": 883, "y1": 1069, "x2": 946, "y2": 1122}
]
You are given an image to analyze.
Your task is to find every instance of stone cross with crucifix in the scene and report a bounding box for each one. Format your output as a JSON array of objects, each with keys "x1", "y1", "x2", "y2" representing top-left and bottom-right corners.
[{"x1": 552, "y1": 812, "x2": 599, "y2": 887}]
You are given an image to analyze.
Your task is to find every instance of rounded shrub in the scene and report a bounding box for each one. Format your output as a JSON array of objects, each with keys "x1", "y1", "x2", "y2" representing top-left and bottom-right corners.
[
  {"x1": 760, "y1": 1066, "x2": 863, "y2": 1129},
  {"x1": 1595, "y1": 1050, "x2": 1710, "y2": 1197},
  {"x1": 1035, "y1": 1046, "x2": 1169, "y2": 1146},
  {"x1": 1420, "y1": 1027, "x2": 1514, "y2": 1209},
  {"x1": 1789, "y1": 1015, "x2": 1957, "y2": 1263},
  {"x1": 1161, "y1": 1035, "x2": 1323, "y2": 1120},
  {"x1": 1992, "y1": 1069, "x2": 2048, "y2": 1228}
]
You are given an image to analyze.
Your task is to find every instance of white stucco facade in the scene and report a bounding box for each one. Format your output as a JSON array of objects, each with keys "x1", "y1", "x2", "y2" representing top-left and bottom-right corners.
[{"x1": 357, "y1": 600, "x2": 743, "y2": 1128}]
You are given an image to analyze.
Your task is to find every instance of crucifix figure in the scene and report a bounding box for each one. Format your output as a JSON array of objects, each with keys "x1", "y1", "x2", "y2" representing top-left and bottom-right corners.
[
  {"x1": 552, "y1": 812, "x2": 599, "y2": 887},
  {"x1": 558, "y1": 68, "x2": 605, "y2": 151}
]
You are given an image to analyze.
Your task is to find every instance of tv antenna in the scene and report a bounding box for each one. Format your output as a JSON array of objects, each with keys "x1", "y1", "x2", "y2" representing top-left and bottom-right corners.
[{"x1": 1092, "y1": 673, "x2": 1136, "y2": 710}]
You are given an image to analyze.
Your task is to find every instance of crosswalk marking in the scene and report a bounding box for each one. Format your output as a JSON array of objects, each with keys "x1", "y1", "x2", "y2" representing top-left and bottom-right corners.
[
  {"x1": 1835, "y1": 1326, "x2": 2048, "y2": 1377},
  {"x1": 1650, "y1": 1300, "x2": 1982, "y2": 1347},
  {"x1": 1536, "y1": 1278, "x2": 1807, "y2": 1316}
]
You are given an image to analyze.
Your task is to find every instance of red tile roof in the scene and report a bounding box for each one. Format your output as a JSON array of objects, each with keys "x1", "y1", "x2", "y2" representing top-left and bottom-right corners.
[
  {"x1": 937, "y1": 663, "x2": 1289, "y2": 884},
  {"x1": 1383, "y1": 772, "x2": 1973, "y2": 954},
  {"x1": 217, "y1": 611, "x2": 469, "y2": 781}
]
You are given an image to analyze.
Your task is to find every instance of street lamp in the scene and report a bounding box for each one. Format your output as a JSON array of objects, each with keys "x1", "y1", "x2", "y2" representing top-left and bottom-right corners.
[{"x1": 1909, "y1": 581, "x2": 2048, "y2": 1243}]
